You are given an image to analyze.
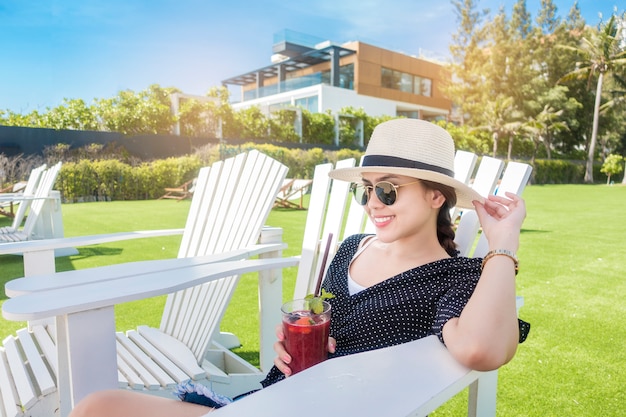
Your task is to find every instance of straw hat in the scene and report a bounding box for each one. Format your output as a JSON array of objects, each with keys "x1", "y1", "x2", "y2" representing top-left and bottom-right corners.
[{"x1": 329, "y1": 118, "x2": 483, "y2": 209}]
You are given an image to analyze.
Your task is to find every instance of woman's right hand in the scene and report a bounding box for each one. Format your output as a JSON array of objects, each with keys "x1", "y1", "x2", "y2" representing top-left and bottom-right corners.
[{"x1": 273, "y1": 324, "x2": 293, "y2": 377}]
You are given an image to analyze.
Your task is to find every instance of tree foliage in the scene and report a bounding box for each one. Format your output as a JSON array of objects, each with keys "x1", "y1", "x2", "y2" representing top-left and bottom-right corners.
[
  {"x1": 558, "y1": 13, "x2": 626, "y2": 182},
  {"x1": 600, "y1": 153, "x2": 624, "y2": 184},
  {"x1": 95, "y1": 84, "x2": 178, "y2": 135},
  {"x1": 445, "y1": 0, "x2": 626, "y2": 182}
]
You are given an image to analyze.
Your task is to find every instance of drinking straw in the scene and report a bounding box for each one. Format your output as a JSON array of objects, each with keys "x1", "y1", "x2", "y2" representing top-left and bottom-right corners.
[{"x1": 314, "y1": 233, "x2": 333, "y2": 297}]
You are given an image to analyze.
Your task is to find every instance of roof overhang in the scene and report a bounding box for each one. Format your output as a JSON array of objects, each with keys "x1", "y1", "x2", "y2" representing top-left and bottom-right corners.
[{"x1": 222, "y1": 45, "x2": 356, "y2": 86}]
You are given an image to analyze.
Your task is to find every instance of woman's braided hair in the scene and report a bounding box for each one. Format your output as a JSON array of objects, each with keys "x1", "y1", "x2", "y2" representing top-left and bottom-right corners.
[{"x1": 421, "y1": 180, "x2": 458, "y2": 257}]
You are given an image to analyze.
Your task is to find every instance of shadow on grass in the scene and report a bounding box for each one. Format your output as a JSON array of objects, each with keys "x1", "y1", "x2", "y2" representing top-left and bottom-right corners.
[
  {"x1": 520, "y1": 228, "x2": 549, "y2": 234},
  {"x1": 1, "y1": 247, "x2": 126, "y2": 301},
  {"x1": 52, "y1": 246, "x2": 126, "y2": 275},
  {"x1": 270, "y1": 207, "x2": 309, "y2": 213},
  {"x1": 1, "y1": 255, "x2": 26, "y2": 301},
  {"x1": 61, "y1": 246, "x2": 124, "y2": 263}
]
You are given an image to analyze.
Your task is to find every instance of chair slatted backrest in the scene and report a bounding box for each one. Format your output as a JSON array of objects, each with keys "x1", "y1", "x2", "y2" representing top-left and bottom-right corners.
[
  {"x1": 293, "y1": 159, "x2": 357, "y2": 299},
  {"x1": 9, "y1": 164, "x2": 47, "y2": 230},
  {"x1": 343, "y1": 156, "x2": 376, "y2": 237},
  {"x1": 450, "y1": 151, "x2": 478, "y2": 221},
  {"x1": 468, "y1": 156, "x2": 504, "y2": 197},
  {"x1": 18, "y1": 162, "x2": 62, "y2": 239},
  {"x1": 454, "y1": 156, "x2": 505, "y2": 257},
  {"x1": 472, "y1": 161, "x2": 533, "y2": 257},
  {"x1": 315, "y1": 158, "x2": 357, "y2": 266},
  {"x1": 454, "y1": 151, "x2": 478, "y2": 184},
  {"x1": 292, "y1": 162, "x2": 334, "y2": 300},
  {"x1": 160, "y1": 150, "x2": 288, "y2": 360}
]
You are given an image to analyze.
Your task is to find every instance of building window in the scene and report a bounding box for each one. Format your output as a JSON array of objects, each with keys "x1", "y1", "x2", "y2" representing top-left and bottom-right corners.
[
  {"x1": 397, "y1": 111, "x2": 420, "y2": 119},
  {"x1": 320, "y1": 71, "x2": 330, "y2": 85},
  {"x1": 413, "y1": 77, "x2": 422, "y2": 95},
  {"x1": 339, "y1": 63, "x2": 354, "y2": 89},
  {"x1": 381, "y1": 68, "x2": 398, "y2": 89},
  {"x1": 269, "y1": 102, "x2": 292, "y2": 112},
  {"x1": 398, "y1": 73, "x2": 412, "y2": 93},
  {"x1": 381, "y1": 67, "x2": 432, "y2": 97},
  {"x1": 295, "y1": 95, "x2": 318, "y2": 113},
  {"x1": 321, "y1": 63, "x2": 354, "y2": 90},
  {"x1": 420, "y1": 78, "x2": 432, "y2": 97}
]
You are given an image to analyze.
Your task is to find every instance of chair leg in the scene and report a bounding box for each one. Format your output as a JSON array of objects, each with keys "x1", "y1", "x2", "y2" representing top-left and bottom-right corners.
[
  {"x1": 467, "y1": 370, "x2": 497, "y2": 417},
  {"x1": 0, "y1": 202, "x2": 16, "y2": 218}
]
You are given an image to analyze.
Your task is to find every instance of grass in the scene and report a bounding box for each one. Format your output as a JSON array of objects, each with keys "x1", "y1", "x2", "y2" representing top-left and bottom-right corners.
[{"x1": 1, "y1": 185, "x2": 625, "y2": 416}]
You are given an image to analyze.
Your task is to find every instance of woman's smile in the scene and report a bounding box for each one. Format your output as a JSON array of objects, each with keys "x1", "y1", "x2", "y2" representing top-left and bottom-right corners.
[{"x1": 372, "y1": 215, "x2": 394, "y2": 226}]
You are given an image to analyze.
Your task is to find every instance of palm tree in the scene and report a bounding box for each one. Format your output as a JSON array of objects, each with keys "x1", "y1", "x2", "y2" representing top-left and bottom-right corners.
[
  {"x1": 559, "y1": 14, "x2": 626, "y2": 183},
  {"x1": 523, "y1": 105, "x2": 569, "y2": 163},
  {"x1": 474, "y1": 95, "x2": 523, "y2": 160}
]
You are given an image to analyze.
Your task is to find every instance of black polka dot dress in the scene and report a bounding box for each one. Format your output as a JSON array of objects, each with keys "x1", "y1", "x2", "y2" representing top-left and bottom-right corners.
[{"x1": 261, "y1": 233, "x2": 483, "y2": 387}]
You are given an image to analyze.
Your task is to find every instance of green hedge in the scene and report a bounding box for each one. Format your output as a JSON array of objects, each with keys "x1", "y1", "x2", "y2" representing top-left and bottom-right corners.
[
  {"x1": 530, "y1": 159, "x2": 622, "y2": 184},
  {"x1": 53, "y1": 144, "x2": 614, "y2": 202},
  {"x1": 531, "y1": 159, "x2": 586, "y2": 184},
  {"x1": 55, "y1": 144, "x2": 363, "y2": 202},
  {"x1": 58, "y1": 155, "x2": 203, "y2": 202}
]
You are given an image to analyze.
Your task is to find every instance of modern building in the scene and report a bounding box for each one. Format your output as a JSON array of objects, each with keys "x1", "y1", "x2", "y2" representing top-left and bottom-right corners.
[{"x1": 222, "y1": 30, "x2": 454, "y2": 122}]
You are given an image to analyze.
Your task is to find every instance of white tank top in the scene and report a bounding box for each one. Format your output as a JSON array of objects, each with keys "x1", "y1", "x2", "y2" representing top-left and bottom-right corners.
[{"x1": 347, "y1": 235, "x2": 377, "y2": 295}]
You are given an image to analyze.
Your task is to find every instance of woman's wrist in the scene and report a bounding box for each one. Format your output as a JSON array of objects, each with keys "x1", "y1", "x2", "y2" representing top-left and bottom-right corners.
[
  {"x1": 481, "y1": 249, "x2": 519, "y2": 275},
  {"x1": 486, "y1": 233, "x2": 519, "y2": 253}
]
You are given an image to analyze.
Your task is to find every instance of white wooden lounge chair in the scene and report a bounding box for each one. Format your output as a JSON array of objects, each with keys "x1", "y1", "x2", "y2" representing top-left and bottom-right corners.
[
  {"x1": 159, "y1": 178, "x2": 196, "y2": 201},
  {"x1": 0, "y1": 150, "x2": 290, "y2": 416},
  {"x1": 273, "y1": 178, "x2": 313, "y2": 209},
  {"x1": 2, "y1": 256, "x2": 298, "y2": 417},
  {"x1": 0, "y1": 164, "x2": 46, "y2": 227},
  {"x1": 450, "y1": 151, "x2": 477, "y2": 221},
  {"x1": 453, "y1": 155, "x2": 504, "y2": 256},
  {"x1": 454, "y1": 150, "x2": 478, "y2": 184},
  {"x1": 0, "y1": 162, "x2": 62, "y2": 243}
]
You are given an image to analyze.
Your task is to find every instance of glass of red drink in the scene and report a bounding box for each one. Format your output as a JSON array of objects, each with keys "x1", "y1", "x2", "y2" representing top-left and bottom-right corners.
[{"x1": 281, "y1": 299, "x2": 331, "y2": 374}]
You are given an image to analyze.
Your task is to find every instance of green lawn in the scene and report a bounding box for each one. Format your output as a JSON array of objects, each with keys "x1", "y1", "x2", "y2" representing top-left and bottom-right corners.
[{"x1": 1, "y1": 184, "x2": 624, "y2": 416}]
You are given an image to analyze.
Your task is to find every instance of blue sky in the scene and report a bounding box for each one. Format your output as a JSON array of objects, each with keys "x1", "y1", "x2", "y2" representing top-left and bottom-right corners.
[{"x1": 0, "y1": 0, "x2": 620, "y2": 114}]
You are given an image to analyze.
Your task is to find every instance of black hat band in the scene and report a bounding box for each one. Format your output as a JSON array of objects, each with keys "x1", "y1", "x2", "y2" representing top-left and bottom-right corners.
[{"x1": 362, "y1": 155, "x2": 454, "y2": 178}]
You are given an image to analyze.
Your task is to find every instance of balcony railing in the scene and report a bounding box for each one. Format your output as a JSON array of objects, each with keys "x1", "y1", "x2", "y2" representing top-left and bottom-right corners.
[
  {"x1": 242, "y1": 72, "x2": 353, "y2": 102},
  {"x1": 243, "y1": 74, "x2": 326, "y2": 101}
]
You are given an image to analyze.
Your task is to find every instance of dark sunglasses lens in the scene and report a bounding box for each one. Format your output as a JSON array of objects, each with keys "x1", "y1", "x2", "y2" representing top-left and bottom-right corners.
[
  {"x1": 353, "y1": 185, "x2": 368, "y2": 206},
  {"x1": 375, "y1": 182, "x2": 397, "y2": 205}
]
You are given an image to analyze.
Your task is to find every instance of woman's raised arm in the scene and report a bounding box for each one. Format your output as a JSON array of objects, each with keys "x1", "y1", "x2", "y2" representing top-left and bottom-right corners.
[{"x1": 442, "y1": 192, "x2": 526, "y2": 371}]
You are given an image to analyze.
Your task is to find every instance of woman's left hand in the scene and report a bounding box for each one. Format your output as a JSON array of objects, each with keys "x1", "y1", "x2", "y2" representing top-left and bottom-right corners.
[{"x1": 473, "y1": 192, "x2": 526, "y2": 250}]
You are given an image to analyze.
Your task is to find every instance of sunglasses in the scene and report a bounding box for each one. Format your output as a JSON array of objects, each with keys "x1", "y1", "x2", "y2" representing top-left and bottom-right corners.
[{"x1": 352, "y1": 181, "x2": 420, "y2": 206}]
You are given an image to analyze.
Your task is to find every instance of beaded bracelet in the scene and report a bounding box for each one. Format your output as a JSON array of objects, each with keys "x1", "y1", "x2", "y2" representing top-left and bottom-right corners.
[{"x1": 481, "y1": 249, "x2": 519, "y2": 275}]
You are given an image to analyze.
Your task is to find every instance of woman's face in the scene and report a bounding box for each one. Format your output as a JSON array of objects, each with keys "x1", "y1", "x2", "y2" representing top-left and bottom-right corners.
[{"x1": 360, "y1": 173, "x2": 446, "y2": 243}]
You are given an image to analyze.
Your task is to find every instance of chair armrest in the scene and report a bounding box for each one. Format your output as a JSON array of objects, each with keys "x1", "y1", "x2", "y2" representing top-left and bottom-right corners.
[
  {"x1": 0, "y1": 191, "x2": 60, "y2": 202},
  {"x1": 0, "y1": 194, "x2": 41, "y2": 202},
  {"x1": 2, "y1": 257, "x2": 299, "y2": 321},
  {"x1": 210, "y1": 336, "x2": 483, "y2": 417},
  {"x1": 5, "y1": 242, "x2": 287, "y2": 297}
]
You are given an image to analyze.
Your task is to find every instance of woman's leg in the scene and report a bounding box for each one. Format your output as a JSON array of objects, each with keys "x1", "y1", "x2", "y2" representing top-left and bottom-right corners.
[{"x1": 69, "y1": 389, "x2": 213, "y2": 417}]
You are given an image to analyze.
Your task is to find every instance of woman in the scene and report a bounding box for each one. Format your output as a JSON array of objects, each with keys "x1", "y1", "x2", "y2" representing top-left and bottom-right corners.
[{"x1": 69, "y1": 119, "x2": 528, "y2": 416}]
